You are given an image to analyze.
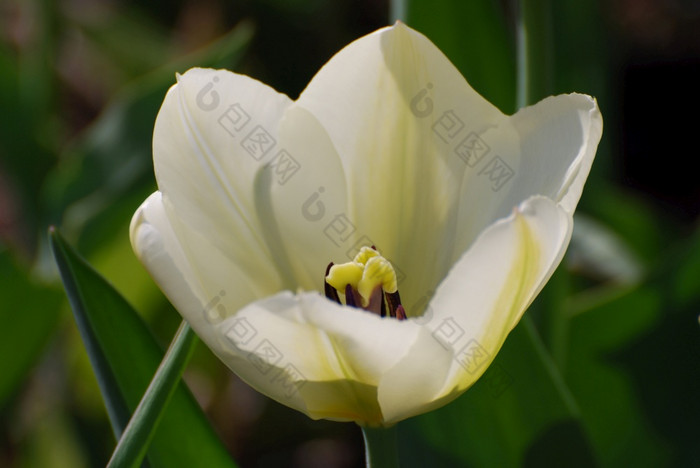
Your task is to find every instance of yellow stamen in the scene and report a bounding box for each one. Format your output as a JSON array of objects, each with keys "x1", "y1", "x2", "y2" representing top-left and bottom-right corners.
[
  {"x1": 357, "y1": 256, "x2": 398, "y2": 303},
  {"x1": 326, "y1": 248, "x2": 398, "y2": 307},
  {"x1": 353, "y1": 245, "x2": 379, "y2": 265},
  {"x1": 326, "y1": 262, "x2": 363, "y2": 293}
]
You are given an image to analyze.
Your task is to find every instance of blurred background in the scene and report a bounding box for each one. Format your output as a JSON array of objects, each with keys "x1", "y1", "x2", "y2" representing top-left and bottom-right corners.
[{"x1": 0, "y1": 0, "x2": 698, "y2": 467}]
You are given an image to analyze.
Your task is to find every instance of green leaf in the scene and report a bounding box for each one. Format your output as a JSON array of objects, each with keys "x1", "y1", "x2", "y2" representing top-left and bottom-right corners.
[
  {"x1": 49, "y1": 228, "x2": 236, "y2": 467},
  {"x1": 0, "y1": 249, "x2": 63, "y2": 409},
  {"x1": 108, "y1": 322, "x2": 197, "y2": 468},
  {"x1": 400, "y1": 317, "x2": 597, "y2": 467}
]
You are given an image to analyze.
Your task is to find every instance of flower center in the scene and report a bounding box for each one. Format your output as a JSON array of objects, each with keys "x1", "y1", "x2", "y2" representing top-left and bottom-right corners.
[{"x1": 324, "y1": 246, "x2": 406, "y2": 320}]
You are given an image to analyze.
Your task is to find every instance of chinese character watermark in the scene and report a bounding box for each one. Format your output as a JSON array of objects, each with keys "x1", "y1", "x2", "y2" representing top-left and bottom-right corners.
[{"x1": 478, "y1": 156, "x2": 515, "y2": 191}]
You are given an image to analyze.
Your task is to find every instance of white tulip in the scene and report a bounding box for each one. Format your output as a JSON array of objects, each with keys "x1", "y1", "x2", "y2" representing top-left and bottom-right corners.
[{"x1": 130, "y1": 22, "x2": 602, "y2": 426}]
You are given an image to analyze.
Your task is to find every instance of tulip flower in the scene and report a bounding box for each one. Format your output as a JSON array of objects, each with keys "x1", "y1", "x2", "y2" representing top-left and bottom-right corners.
[{"x1": 130, "y1": 22, "x2": 601, "y2": 427}]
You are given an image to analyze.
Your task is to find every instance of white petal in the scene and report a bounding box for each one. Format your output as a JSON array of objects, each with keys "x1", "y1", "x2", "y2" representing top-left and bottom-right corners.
[
  {"x1": 130, "y1": 192, "x2": 274, "y2": 345},
  {"x1": 295, "y1": 22, "x2": 513, "y2": 309},
  {"x1": 256, "y1": 105, "x2": 350, "y2": 291},
  {"x1": 508, "y1": 93, "x2": 602, "y2": 214},
  {"x1": 153, "y1": 68, "x2": 294, "y2": 290},
  {"x1": 130, "y1": 193, "x2": 203, "y2": 318},
  {"x1": 210, "y1": 291, "x2": 433, "y2": 425},
  {"x1": 408, "y1": 196, "x2": 573, "y2": 416},
  {"x1": 376, "y1": 324, "x2": 455, "y2": 424},
  {"x1": 152, "y1": 68, "x2": 361, "y2": 296},
  {"x1": 449, "y1": 95, "x2": 601, "y2": 267}
]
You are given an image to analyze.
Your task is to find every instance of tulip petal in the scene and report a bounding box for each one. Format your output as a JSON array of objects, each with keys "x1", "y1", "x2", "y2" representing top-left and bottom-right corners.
[
  {"x1": 379, "y1": 196, "x2": 573, "y2": 422},
  {"x1": 130, "y1": 192, "x2": 273, "y2": 348},
  {"x1": 509, "y1": 93, "x2": 602, "y2": 214},
  {"x1": 210, "y1": 292, "x2": 432, "y2": 425},
  {"x1": 254, "y1": 105, "x2": 350, "y2": 291},
  {"x1": 295, "y1": 22, "x2": 513, "y2": 309},
  {"x1": 450, "y1": 94, "x2": 602, "y2": 262},
  {"x1": 152, "y1": 68, "x2": 294, "y2": 299}
]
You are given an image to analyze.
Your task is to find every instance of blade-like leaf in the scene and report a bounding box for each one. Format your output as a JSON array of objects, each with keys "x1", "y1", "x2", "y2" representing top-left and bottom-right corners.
[
  {"x1": 108, "y1": 322, "x2": 197, "y2": 468},
  {"x1": 49, "y1": 227, "x2": 236, "y2": 467}
]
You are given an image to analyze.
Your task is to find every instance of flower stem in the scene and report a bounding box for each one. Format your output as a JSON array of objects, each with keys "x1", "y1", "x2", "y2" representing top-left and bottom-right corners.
[
  {"x1": 390, "y1": 0, "x2": 406, "y2": 23},
  {"x1": 515, "y1": 0, "x2": 570, "y2": 369},
  {"x1": 515, "y1": 0, "x2": 553, "y2": 108},
  {"x1": 361, "y1": 425, "x2": 399, "y2": 468}
]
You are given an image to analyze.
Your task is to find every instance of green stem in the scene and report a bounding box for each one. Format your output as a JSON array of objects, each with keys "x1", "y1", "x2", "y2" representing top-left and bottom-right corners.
[
  {"x1": 515, "y1": 0, "x2": 553, "y2": 108},
  {"x1": 361, "y1": 425, "x2": 399, "y2": 468},
  {"x1": 515, "y1": 1, "x2": 528, "y2": 109},
  {"x1": 523, "y1": 316, "x2": 580, "y2": 417},
  {"x1": 390, "y1": 0, "x2": 406, "y2": 23},
  {"x1": 516, "y1": 0, "x2": 570, "y2": 370},
  {"x1": 107, "y1": 321, "x2": 198, "y2": 468}
]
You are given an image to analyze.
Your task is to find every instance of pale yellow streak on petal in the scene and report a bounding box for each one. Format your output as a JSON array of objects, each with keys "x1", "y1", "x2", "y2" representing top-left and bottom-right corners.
[{"x1": 452, "y1": 209, "x2": 541, "y2": 393}]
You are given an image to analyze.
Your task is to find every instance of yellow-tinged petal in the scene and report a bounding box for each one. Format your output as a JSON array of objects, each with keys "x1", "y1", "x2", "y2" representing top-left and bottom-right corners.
[
  {"x1": 211, "y1": 292, "x2": 426, "y2": 425},
  {"x1": 295, "y1": 22, "x2": 515, "y2": 309},
  {"x1": 385, "y1": 196, "x2": 572, "y2": 423},
  {"x1": 150, "y1": 69, "x2": 293, "y2": 301}
]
